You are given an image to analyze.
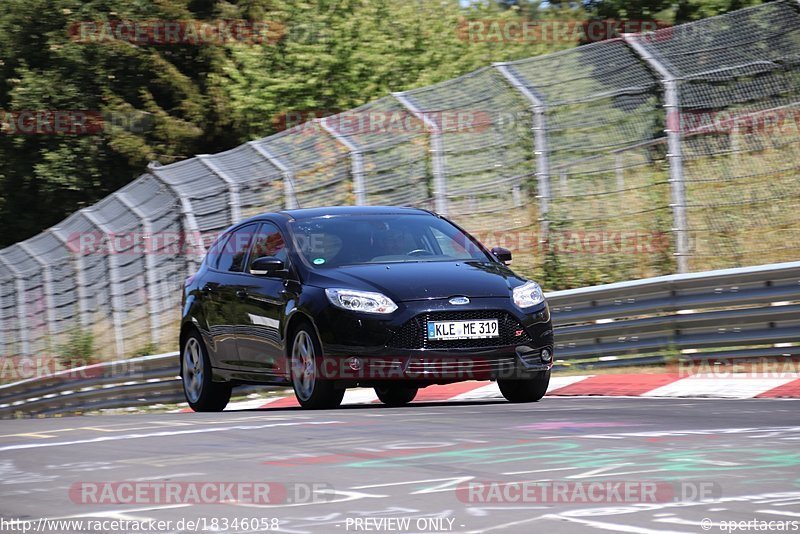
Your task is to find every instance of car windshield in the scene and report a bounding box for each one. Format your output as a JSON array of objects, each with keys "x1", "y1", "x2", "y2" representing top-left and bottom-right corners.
[{"x1": 288, "y1": 214, "x2": 492, "y2": 268}]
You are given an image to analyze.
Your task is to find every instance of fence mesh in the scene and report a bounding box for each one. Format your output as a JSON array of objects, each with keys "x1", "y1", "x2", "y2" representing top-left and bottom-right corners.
[
  {"x1": 324, "y1": 96, "x2": 432, "y2": 207},
  {"x1": 635, "y1": 1, "x2": 800, "y2": 271},
  {"x1": 0, "y1": 1, "x2": 798, "y2": 359},
  {"x1": 400, "y1": 68, "x2": 536, "y2": 251},
  {"x1": 251, "y1": 128, "x2": 352, "y2": 207},
  {"x1": 503, "y1": 39, "x2": 672, "y2": 287}
]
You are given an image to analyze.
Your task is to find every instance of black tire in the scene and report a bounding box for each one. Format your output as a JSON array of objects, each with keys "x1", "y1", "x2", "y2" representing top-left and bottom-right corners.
[
  {"x1": 498, "y1": 370, "x2": 550, "y2": 403},
  {"x1": 375, "y1": 385, "x2": 418, "y2": 407},
  {"x1": 290, "y1": 322, "x2": 345, "y2": 409},
  {"x1": 181, "y1": 330, "x2": 232, "y2": 412}
]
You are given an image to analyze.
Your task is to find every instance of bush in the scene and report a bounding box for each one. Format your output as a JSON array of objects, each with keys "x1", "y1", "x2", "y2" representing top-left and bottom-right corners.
[{"x1": 57, "y1": 328, "x2": 96, "y2": 369}]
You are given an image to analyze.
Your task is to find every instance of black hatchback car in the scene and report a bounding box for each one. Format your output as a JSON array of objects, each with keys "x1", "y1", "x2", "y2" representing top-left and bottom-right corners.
[{"x1": 180, "y1": 206, "x2": 554, "y2": 411}]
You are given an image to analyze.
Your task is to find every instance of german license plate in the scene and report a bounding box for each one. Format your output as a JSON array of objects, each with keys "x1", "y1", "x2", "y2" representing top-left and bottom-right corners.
[{"x1": 427, "y1": 319, "x2": 499, "y2": 340}]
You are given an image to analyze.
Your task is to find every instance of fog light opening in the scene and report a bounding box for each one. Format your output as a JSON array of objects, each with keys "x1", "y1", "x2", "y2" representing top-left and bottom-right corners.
[
  {"x1": 541, "y1": 349, "x2": 552, "y2": 363},
  {"x1": 346, "y1": 357, "x2": 362, "y2": 371}
]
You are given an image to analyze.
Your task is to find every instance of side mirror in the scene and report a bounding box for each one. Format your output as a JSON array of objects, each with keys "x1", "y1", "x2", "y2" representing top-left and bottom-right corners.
[
  {"x1": 491, "y1": 246, "x2": 512, "y2": 265},
  {"x1": 250, "y1": 256, "x2": 285, "y2": 276}
]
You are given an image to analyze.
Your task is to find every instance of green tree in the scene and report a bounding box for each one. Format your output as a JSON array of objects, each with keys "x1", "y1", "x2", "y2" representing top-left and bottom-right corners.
[
  {"x1": 0, "y1": 0, "x2": 227, "y2": 246},
  {"x1": 584, "y1": 0, "x2": 763, "y2": 24},
  {"x1": 211, "y1": 0, "x2": 580, "y2": 139}
]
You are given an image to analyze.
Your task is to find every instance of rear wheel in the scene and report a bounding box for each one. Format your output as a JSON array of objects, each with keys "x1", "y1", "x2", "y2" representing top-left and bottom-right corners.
[
  {"x1": 181, "y1": 331, "x2": 231, "y2": 412},
  {"x1": 290, "y1": 323, "x2": 345, "y2": 409},
  {"x1": 498, "y1": 370, "x2": 550, "y2": 403},
  {"x1": 375, "y1": 385, "x2": 418, "y2": 407}
]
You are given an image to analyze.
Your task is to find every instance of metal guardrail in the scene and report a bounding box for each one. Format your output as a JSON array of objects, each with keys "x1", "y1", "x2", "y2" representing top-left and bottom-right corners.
[
  {"x1": 0, "y1": 352, "x2": 183, "y2": 418},
  {"x1": 548, "y1": 260, "x2": 800, "y2": 361},
  {"x1": 3, "y1": 2, "x2": 800, "y2": 361},
  {"x1": 1, "y1": 260, "x2": 799, "y2": 418}
]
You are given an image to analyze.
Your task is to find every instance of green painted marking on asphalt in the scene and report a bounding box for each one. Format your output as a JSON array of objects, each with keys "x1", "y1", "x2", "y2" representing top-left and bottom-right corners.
[{"x1": 343, "y1": 441, "x2": 800, "y2": 478}]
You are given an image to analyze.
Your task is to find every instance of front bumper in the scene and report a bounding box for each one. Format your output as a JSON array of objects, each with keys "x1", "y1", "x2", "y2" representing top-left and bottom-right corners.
[{"x1": 314, "y1": 297, "x2": 554, "y2": 385}]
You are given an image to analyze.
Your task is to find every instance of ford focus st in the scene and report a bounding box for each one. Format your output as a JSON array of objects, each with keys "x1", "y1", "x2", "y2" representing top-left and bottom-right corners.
[{"x1": 180, "y1": 206, "x2": 554, "y2": 411}]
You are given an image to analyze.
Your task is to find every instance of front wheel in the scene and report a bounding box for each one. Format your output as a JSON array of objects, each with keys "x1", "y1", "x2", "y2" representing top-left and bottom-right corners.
[
  {"x1": 181, "y1": 331, "x2": 231, "y2": 412},
  {"x1": 498, "y1": 370, "x2": 550, "y2": 403},
  {"x1": 290, "y1": 324, "x2": 345, "y2": 409},
  {"x1": 375, "y1": 385, "x2": 418, "y2": 407}
]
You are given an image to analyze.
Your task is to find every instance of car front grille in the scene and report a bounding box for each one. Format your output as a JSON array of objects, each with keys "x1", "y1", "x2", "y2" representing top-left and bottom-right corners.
[
  {"x1": 404, "y1": 356, "x2": 517, "y2": 374},
  {"x1": 387, "y1": 310, "x2": 533, "y2": 350}
]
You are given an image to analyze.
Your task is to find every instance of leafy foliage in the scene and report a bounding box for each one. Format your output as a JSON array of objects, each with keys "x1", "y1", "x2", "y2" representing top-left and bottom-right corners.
[{"x1": 0, "y1": 0, "x2": 751, "y2": 247}]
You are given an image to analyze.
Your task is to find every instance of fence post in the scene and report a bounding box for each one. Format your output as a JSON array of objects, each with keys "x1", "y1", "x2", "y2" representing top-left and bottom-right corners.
[
  {"x1": 81, "y1": 209, "x2": 126, "y2": 359},
  {"x1": 147, "y1": 166, "x2": 206, "y2": 270},
  {"x1": 623, "y1": 33, "x2": 689, "y2": 274},
  {"x1": 197, "y1": 155, "x2": 243, "y2": 223},
  {"x1": 49, "y1": 228, "x2": 90, "y2": 330},
  {"x1": 318, "y1": 118, "x2": 367, "y2": 205},
  {"x1": 248, "y1": 142, "x2": 299, "y2": 210},
  {"x1": 0, "y1": 255, "x2": 29, "y2": 356},
  {"x1": 17, "y1": 242, "x2": 57, "y2": 344},
  {"x1": 116, "y1": 192, "x2": 160, "y2": 347},
  {"x1": 391, "y1": 92, "x2": 448, "y2": 216},
  {"x1": 494, "y1": 63, "x2": 551, "y2": 243}
]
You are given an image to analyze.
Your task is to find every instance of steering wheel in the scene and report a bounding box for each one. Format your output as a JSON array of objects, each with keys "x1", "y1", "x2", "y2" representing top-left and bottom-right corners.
[{"x1": 407, "y1": 249, "x2": 434, "y2": 256}]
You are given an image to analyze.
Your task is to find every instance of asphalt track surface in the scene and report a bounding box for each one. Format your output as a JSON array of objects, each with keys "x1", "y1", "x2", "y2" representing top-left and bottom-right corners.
[{"x1": 1, "y1": 397, "x2": 800, "y2": 534}]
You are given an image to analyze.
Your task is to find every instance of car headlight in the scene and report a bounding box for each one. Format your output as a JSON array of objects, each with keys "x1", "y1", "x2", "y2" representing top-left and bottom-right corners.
[
  {"x1": 512, "y1": 281, "x2": 545, "y2": 309},
  {"x1": 325, "y1": 288, "x2": 398, "y2": 314}
]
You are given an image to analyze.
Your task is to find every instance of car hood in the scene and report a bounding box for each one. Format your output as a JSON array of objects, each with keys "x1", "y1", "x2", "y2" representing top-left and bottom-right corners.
[{"x1": 305, "y1": 261, "x2": 526, "y2": 301}]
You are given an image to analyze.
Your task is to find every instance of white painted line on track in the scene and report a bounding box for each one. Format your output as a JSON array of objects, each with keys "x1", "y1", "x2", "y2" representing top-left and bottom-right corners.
[
  {"x1": 342, "y1": 388, "x2": 380, "y2": 405},
  {"x1": 546, "y1": 375, "x2": 595, "y2": 392},
  {"x1": 0, "y1": 420, "x2": 344, "y2": 452},
  {"x1": 643, "y1": 377, "x2": 797, "y2": 398},
  {"x1": 450, "y1": 382, "x2": 501, "y2": 401}
]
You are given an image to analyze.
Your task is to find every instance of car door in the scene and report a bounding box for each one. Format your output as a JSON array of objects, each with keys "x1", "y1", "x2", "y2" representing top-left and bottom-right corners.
[
  {"x1": 235, "y1": 222, "x2": 292, "y2": 377},
  {"x1": 204, "y1": 223, "x2": 257, "y2": 369}
]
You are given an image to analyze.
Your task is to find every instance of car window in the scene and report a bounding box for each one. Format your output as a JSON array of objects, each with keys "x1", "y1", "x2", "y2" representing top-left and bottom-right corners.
[
  {"x1": 430, "y1": 227, "x2": 468, "y2": 257},
  {"x1": 248, "y1": 222, "x2": 289, "y2": 271},
  {"x1": 288, "y1": 214, "x2": 490, "y2": 268},
  {"x1": 204, "y1": 233, "x2": 226, "y2": 268},
  {"x1": 216, "y1": 224, "x2": 256, "y2": 272}
]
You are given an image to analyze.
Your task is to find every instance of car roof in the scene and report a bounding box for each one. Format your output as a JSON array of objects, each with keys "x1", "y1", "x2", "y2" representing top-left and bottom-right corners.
[
  {"x1": 280, "y1": 205, "x2": 431, "y2": 220},
  {"x1": 227, "y1": 206, "x2": 434, "y2": 232}
]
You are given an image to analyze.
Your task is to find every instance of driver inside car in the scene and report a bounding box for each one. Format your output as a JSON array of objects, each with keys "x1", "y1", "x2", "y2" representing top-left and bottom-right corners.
[{"x1": 371, "y1": 226, "x2": 419, "y2": 258}]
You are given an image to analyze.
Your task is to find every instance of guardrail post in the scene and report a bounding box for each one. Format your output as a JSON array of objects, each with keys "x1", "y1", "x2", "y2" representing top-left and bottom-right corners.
[
  {"x1": 147, "y1": 166, "x2": 206, "y2": 271},
  {"x1": 81, "y1": 209, "x2": 126, "y2": 359},
  {"x1": 391, "y1": 92, "x2": 448, "y2": 216},
  {"x1": 17, "y1": 242, "x2": 57, "y2": 344},
  {"x1": 317, "y1": 118, "x2": 367, "y2": 205},
  {"x1": 248, "y1": 141, "x2": 299, "y2": 210},
  {"x1": 494, "y1": 63, "x2": 551, "y2": 242},
  {"x1": 623, "y1": 33, "x2": 689, "y2": 274},
  {"x1": 197, "y1": 155, "x2": 243, "y2": 223},
  {"x1": 49, "y1": 228, "x2": 90, "y2": 330},
  {"x1": 0, "y1": 255, "x2": 29, "y2": 356},
  {"x1": 116, "y1": 192, "x2": 161, "y2": 347}
]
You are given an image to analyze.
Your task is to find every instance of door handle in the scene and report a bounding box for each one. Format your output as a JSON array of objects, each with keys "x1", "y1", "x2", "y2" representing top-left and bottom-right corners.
[{"x1": 236, "y1": 289, "x2": 248, "y2": 299}]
